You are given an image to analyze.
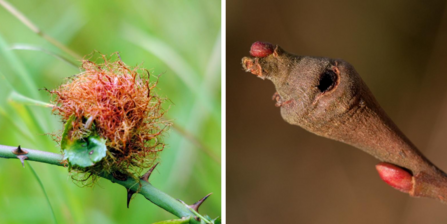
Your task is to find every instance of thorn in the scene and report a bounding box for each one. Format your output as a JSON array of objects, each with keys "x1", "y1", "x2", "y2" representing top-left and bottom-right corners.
[
  {"x1": 12, "y1": 145, "x2": 28, "y2": 155},
  {"x1": 127, "y1": 188, "x2": 136, "y2": 208},
  {"x1": 189, "y1": 193, "x2": 212, "y2": 213},
  {"x1": 140, "y1": 162, "x2": 159, "y2": 182},
  {"x1": 17, "y1": 155, "x2": 28, "y2": 167}
]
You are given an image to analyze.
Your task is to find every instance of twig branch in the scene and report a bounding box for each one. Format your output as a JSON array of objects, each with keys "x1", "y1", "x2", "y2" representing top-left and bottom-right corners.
[
  {"x1": 242, "y1": 42, "x2": 447, "y2": 204},
  {"x1": 0, "y1": 144, "x2": 201, "y2": 223}
]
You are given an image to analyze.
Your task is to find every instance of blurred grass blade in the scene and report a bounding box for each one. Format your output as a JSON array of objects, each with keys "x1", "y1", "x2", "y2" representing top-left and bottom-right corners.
[
  {"x1": 172, "y1": 124, "x2": 220, "y2": 164},
  {"x1": 200, "y1": 31, "x2": 222, "y2": 119},
  {"x1": 166, "y1": 31, "x2": 222, "y2": 185},
  {"x1": 11, "y1": 44, "x2": 78, "y2": 68},
  {"x1": 6, "y1": 88, "x2": 56, "y2": 136},
  {"x1": 0, "y1": 0, "x2": 81, "y2": 59},
  {"x1": 8, "y1": 91, "x2": 54, "y2": 108},
  {"x1": 121, "y1": 24, "x2": 199, "y2": 91},
  {"x1": 0, "y1": 35, "x2": 38, "y2": 96},
  {"x1": 121, "y1": 24, "x2": 219, "y2": 118},
  {"x1": 203, "y1": 31, "x2": 221, "y2": 99},
  {"x1": 27, "y1": 162, "x2": 58, "y2": 224},
  {"x1": 0, "y1": 107, "x2": 35, "y2": 143}
]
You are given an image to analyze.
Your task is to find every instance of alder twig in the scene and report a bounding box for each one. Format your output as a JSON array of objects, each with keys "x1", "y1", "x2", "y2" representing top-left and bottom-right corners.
[
  {"x1": 242, "y1": 41, "x2": 447, "y2": 203},
  {"x1": 0, "y1": 144, "x2": 202, "y2": 223}
]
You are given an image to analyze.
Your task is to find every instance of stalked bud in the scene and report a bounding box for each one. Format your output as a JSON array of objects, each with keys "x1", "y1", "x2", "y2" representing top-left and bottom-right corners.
[
  {"x1": 376, "y1": 162, "x2": 413, "y2": 193},
  {"x1": 250, "y1": 41, "x2": 274, "y2": 58}
]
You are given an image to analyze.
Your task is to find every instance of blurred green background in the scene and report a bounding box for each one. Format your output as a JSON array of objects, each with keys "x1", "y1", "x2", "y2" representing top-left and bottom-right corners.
[{"x1": 0, "y1": 0, "x2": 221, "y2": 223}]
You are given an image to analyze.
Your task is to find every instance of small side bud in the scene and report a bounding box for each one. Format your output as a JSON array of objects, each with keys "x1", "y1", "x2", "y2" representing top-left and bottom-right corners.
[
  {"x1": 376, "y1": 162, "x2": 413, "y2": 193},
  {"x1": 250, "y1": 41, "x2": 274, "y2": 58}
]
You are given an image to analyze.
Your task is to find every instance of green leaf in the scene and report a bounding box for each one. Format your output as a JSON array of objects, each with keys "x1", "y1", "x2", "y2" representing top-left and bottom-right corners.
[
  {"x1": 8, "y1": 91, "x2": 54, "y2": 108},
  {"x1": 201, "y1": 215, "x2": 214, "y2": 224},
  {"x1": 211, "y1": 217, "x2": 221, "y2": 224},
  {"x1": 10, "y1": 44, "x2": 78, "y2": 68},
  {"x1": 152, "y1": 217, "x2": 192, "y2": 224},
  {"x1": 63, "y1": 135, "x2": 107, "y2": 167},
  {"x1": 61, "y1": 114, "x2": 76, "y2": 150},
  {"x1": 61, "y1": 114, "x2": 107, "y2": 167}
]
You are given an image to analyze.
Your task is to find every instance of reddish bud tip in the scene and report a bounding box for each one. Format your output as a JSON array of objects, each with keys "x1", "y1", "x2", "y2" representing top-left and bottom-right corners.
[
  {"x1": 376, "y1": 162, "x2": 413, "y2": 193},
  {"x1": 250, "y1": 41, "x2": 274, "y2": 58}
]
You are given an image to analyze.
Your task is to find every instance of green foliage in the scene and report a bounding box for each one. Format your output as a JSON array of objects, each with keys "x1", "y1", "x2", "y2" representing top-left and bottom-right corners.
[
  {"x1": 153, "y1": 217, "x2": 192, "y2": 224},
  {"x1": 0, "y1": 0, "x2": 221, "y2": 223},
  {"x1": 61, "y1": 114, "x2": 107, "y2": 168},
  {"x1": 153, "y1": 216, "x2": 222, "y2": 224},
  {"x1": 63, "y1": 135, "x2": 107, "y2": 168}
]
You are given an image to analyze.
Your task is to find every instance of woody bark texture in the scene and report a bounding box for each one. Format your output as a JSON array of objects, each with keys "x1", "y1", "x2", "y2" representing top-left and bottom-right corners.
[{"x1": 242, "y1": 41, "x2": 447, "y2": 203}]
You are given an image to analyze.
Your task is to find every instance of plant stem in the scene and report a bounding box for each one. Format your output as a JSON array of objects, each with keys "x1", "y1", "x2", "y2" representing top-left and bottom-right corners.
[{"x1": 0, "y1": 144, "x2": 200, "y2": 223}]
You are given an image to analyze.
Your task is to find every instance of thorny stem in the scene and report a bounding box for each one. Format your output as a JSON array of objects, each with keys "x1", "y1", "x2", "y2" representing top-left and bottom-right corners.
[
  {"x1": 180, "y1": 200, "x2": 212, "y2": 223},
  {"x1": 0, "y1": 0, "x2": 82, "y2": 59},
  {"x1": 0, "y1": 144, "x2": 201, "y2": 223}
]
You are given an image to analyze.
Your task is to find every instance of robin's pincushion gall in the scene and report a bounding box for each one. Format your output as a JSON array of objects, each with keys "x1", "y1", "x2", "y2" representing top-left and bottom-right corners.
[{"x1": 49, "y1": 54, "x2": 170, "y2": 181}]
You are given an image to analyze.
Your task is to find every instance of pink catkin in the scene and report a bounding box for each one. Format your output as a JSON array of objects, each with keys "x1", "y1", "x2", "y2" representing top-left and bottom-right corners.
[
  {"x1": 376, "y1": 162, "x2": 413, "y2": 193},
  {"x1": 250, "y1": 41, "x2": 274, "y2": 58}
]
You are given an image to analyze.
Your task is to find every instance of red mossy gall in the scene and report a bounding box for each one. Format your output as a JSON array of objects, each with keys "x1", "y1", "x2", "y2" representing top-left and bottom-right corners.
[
  {"x1": 376, "y1": 162, "x2": 413, "y2": 193},
  {"x1": 250, "y1": 41, "x2": 274, "y2": 57},
  {"x1": 49, "y1": 53, "x2": 170, "y2": 182}
]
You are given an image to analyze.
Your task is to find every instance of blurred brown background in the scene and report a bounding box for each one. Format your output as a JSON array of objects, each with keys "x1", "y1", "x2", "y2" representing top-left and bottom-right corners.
[{"x1": 227, "y1": 0, "x2": 447, "y2": 223}]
